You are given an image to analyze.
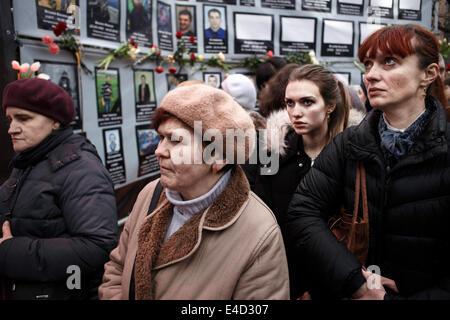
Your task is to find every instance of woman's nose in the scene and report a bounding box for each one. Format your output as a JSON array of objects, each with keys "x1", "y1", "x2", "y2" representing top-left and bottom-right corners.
[
  {"x1": 7, "y1": 121, "x2": 20, "y2": 135},
  {"x1": 155, "y1": 139, "x2": 168, "y2": 158},
  {"x1": 292, "y1": 104, "x2": 304, "y2": 117},
  {"x1": 365, "y1": 63, "x2": 381, "y2": 82}
]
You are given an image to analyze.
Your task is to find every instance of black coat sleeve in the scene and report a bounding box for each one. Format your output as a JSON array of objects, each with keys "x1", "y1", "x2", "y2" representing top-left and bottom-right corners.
[
  {"x1": 385, "y1": 280, "x2": 450, "y2": 300},
  {"x1": 284, "y1": 132, "x2": 365, "y2": 299},
  {"x1": 0, "y1": 153, "x2": 118, "y2": 283}
]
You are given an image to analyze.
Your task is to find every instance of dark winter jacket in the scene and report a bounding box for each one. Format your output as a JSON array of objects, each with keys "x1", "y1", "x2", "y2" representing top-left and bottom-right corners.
[
  {"x1": 250, "y1": 112, "x2": 313, "y2": 300},
  {"x1": 0, "y1": 132, "x2": 118, "y2": 300},
  {"x1": 285, "y1": 97, "x2": 450, "y2": 299},
  {"x1": 254, "y1": 127, "x2": 312, "y2": 226},
  {"x1": 244, "y1": 108, "x2": 365, "y2": 298}
]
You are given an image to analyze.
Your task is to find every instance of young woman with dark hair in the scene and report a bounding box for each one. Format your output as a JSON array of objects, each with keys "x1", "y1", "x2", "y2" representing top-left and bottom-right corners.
[{"x1": 252, "y1": 64, "x2": 352, "y2": 298}]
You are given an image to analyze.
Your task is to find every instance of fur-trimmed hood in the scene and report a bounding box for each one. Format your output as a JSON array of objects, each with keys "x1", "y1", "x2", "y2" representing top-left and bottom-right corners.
[{"x1": 264, "y1": 108, "x2": 366, "y2": 157}]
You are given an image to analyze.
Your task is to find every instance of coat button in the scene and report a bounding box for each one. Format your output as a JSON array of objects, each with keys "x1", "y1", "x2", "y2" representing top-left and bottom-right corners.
[
  {"x1": 436, "y1": 137, "x2": 442, "y2": 143},
  {"x1": 299, "y1": 163, "x2": 303, "y2": 167}
]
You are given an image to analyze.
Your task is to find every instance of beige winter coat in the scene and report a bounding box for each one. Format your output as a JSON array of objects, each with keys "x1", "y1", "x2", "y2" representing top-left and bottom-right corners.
[{"x1": 99, "y1": 166, "x2": 290, "y2": 300}]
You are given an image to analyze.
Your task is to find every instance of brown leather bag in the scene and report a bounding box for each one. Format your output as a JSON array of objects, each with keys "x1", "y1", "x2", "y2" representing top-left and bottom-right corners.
[{"x1": 328, "y1": 161, "x2": 369, "y2": 266}]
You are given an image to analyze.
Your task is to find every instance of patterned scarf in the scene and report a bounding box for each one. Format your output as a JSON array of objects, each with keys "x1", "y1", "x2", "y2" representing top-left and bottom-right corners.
[{"x1": 378, "y1": 108, "x2": 432, "y2": 168}]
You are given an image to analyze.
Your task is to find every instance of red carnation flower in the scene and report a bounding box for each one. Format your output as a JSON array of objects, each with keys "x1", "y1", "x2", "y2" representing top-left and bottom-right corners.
[
  {"x1": 53, "y1": 28, "x2": 62, "y2": 37},
  {"x1": 190, "y1": 52, "x2": 196, "y2": 62},
  {"x1": 189, "y1": 36, "x2": 195, "y2": 43},
  {"x1": 56, "y1": 22, "x2": 67, "y2": 32},
  {"x1": 130, "y1": 39, "x2": 138, "y2": 48},
  {"x1": 42, "y1": 35, "x2": 53, "y2": 45},
  {"x1": 168, "y1": 67, "x2": 177, "y2": 74},
  {"x1": 155, "y1": 67, "x2": 164, "y2": 73},
  {"x1": 157, "y1": 51, "x2": 161, "y2": 56},
  {"x1": 49, "y1": 43, "x2": 60, "y2": 55},
  {"x1": 53, "y1": 21, "x2": 67, "y2": 36},
  {"x1": 176, "y1": 31, "x2": 182, "y2": 39},
  {"x1": 266, "y1": 50, "x2": 274, "y2": 59}
]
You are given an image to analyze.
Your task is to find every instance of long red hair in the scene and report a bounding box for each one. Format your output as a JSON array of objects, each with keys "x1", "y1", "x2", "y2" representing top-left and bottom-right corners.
[{"x1": 358, "y1": 24, "x2": 449, "y2": 119}]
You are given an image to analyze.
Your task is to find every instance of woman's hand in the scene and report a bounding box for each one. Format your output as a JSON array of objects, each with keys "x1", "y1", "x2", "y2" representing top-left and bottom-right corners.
[
  {"x1": 352, "y1": 269, "x2": 399, "y2": 300},
  {"x1": 0, "y1": 221, "x2": 13, "y2": 245}
]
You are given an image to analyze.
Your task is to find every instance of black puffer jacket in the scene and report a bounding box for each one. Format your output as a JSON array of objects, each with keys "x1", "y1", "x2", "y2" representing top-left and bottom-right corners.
[
  {"x1": 285, "y1": 98, "x2": 450, "y2": 299},
  {"x1": 0, "y1": 133, "x2": 118, "y2": 300}
]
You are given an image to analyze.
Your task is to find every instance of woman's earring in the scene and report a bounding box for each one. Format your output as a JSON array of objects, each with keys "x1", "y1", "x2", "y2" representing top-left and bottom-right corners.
[{"x1": 212, "y1": 166, "x2": 217, "y2": 174}]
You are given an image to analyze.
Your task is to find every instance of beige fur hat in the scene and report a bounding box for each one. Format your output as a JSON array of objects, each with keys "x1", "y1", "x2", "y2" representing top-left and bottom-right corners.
[{"x1": 159, "y1": 84, "x2": 256, "y2": 163}]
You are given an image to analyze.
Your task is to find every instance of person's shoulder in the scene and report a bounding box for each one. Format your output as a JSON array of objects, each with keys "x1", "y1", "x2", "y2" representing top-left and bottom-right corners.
[
  {"x1": 132, "y1": 179, "x2": 163, "y2": 215},
  {"x1": 229, "y1": 192, "x2": 282, "y2": 246},
  {"x1": 241, "y1": 191, "x2": 278, "y2": 227},
  {"x1": 140, "y1": 179, "x2": 160, "y2": 196}
]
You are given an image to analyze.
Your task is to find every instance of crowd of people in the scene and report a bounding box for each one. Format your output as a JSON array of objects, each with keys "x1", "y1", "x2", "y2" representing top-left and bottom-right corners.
[{"x1": 1, "y1": 24, "x2": 450, "y2": 300}]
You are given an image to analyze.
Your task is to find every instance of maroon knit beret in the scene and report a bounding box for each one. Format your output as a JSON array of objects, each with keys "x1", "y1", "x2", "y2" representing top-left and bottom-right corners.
[{"x1": 2, "y1": 78, "x2": 75, "y2": 125}]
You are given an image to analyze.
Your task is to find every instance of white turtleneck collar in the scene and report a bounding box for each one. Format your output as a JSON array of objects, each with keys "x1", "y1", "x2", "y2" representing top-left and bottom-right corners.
[{"x1": 163, "y1": 169, "x2": 232, "y2": 242}]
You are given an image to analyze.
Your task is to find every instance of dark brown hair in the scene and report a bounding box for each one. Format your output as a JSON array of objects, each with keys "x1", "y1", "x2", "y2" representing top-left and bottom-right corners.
[
  {"x1": 258, "y1": 63, "x2": 299, "y2": 117},
  {"x1": 151, "y1": 107, "x2": 174, "y2": 131},
  {"x1": 358, "y1": 24, "x2": 448, "y2": 114},
  {"x1": 255, "y1": 56, "x2": 288, "y2": 90},
  {"x1": 288, "y1": 64, "x2": 350, "y2": 145}
]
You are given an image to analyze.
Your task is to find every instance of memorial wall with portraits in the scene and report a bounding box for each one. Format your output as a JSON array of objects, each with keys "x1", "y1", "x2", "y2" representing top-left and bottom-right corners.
[{"x1": 13, "y1": 0, "x2": 432, "y2": 188}]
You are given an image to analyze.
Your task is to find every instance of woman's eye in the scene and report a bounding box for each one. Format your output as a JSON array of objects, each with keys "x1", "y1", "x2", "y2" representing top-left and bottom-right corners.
[
  {"x1": 363, "y1": 60, "x2": 373, "y2": 70},
  {"x1": 171, "y1": 135, "x2": 183, "y2": 144},
  {"x1": 303, "y1": 99, "x2": 313, "y2": 106},
  {"x1": 285, "y1": 99, "x2": 295, "y2": 107},
  {"x1": 385, "y1": 57, "x2": 396, "y2": 66},
  {"x1": 16, "y1": 116, "x2": 29, "y2": 122}
]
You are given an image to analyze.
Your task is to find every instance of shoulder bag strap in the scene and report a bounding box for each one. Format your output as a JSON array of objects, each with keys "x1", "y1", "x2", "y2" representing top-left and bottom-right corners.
[
  {"x1": 147, "y1": 180, "x2": 163, "y2": 216},
  {"x1": 347, "y1": 162, "x2": 361, "y2": 249},
  {"x1": 360, "y1": 163, "x2": 369, "y2": 223}
]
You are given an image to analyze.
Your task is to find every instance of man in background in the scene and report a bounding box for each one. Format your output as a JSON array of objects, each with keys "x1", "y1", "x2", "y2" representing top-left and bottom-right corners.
[
  {"x1": 101, "y1": 75, "x2": 113, "y2": 113},
  {"x1": 205, "y1": 8, "x2": 225, "y2": 40},
  {"x1": 137, "y1": 74, "x2": 151, "y2": 105},
  {"x1": 206, "y1": 74, "x2": 218, "y2": 88},
  {"x1": 128, "y1": 0, "x2": 150, "y2": 34},
  {"x1": 178, "y1": 9, "x2": 194, "y2": 37}
]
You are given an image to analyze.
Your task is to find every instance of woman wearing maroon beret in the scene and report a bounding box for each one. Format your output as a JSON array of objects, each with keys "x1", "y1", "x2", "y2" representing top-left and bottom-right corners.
[{"x1": 0, "y1": 78, "x2": 118, "y2": 300}]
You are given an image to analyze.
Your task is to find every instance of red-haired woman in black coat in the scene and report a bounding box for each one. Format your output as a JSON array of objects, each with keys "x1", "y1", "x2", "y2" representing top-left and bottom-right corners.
[{"x1": 286, "y1": 24, "x2": 450, "y2": 300}]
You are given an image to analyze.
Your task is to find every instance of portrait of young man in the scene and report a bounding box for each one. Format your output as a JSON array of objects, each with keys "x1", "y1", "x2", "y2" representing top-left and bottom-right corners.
[
  {"x1": 205, "y1": 8, "x2": 226, "y2": 40},
  {"x1": 177, "y1": 9, "x2": 194, "y2": 37}
]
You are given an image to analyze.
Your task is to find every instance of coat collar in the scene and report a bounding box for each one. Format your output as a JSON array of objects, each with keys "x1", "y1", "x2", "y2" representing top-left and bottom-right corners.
[
  {"x1": 134, "y1": 165, "x2": 250, "y2": 300},
  {"x1": 346, "y1": 96, "x2": 448, "y2": 162}
]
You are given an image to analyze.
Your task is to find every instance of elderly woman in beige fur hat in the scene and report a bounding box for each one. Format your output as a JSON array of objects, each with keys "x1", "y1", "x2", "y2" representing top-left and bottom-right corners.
[{"x1": 99, "y1": 84, "x2": 289, "y2": 300}]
